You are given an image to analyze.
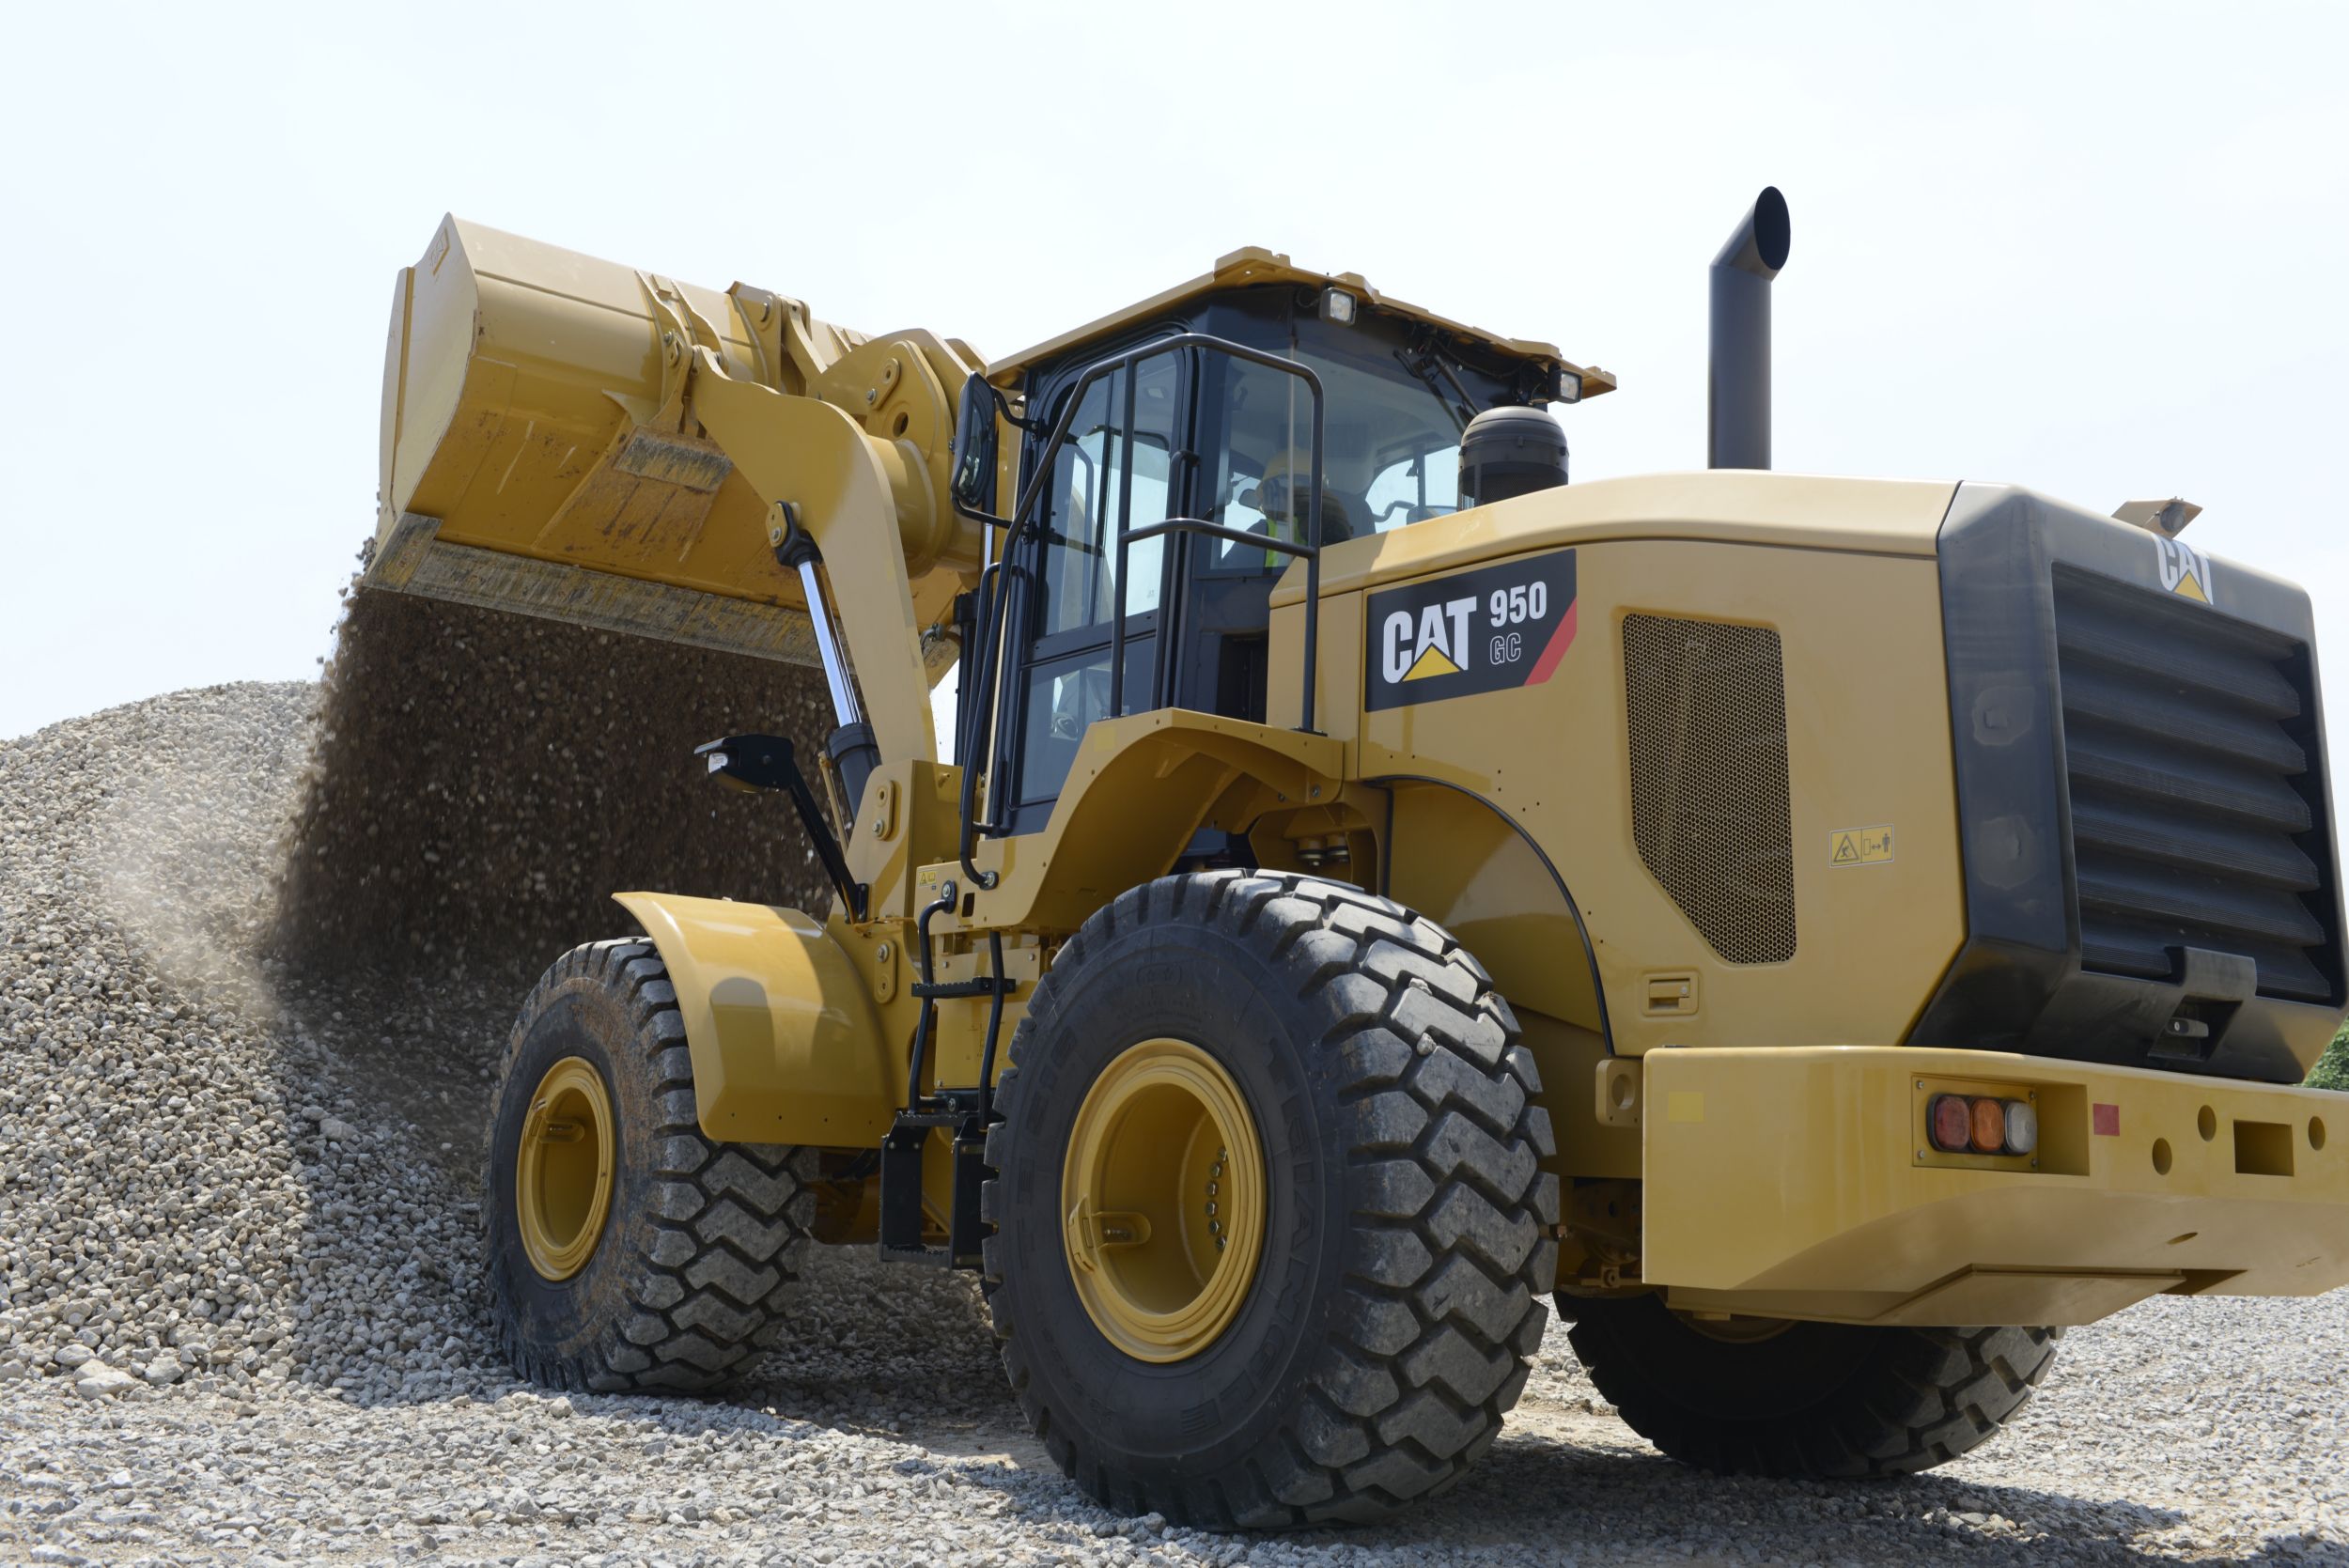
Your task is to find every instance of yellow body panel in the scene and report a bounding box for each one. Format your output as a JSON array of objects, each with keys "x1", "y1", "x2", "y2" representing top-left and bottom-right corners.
[
  {"x1": 1271, "y1": 470, "x2": 1956, "y2": 620},
  {"x1": 613, "y1": 892, "x2": 894, "y2": 1146},
  {"x1": 1386, "y1": 783, "x2": 1637, "y2": 1182},
  {"x1": 1643, "y1": 1046, "x2": 2349, "y2": 1322},
  {"x1": 1268, "y1": 474, "x2": 1969, "y2": 1061}
]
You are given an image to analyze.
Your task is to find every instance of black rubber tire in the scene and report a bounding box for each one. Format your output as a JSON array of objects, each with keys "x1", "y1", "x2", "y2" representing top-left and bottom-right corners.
[
  {"x1": 1561, "y1": 1291, "x2": 2062, "y2": 1477},
  {"x1": 483, "y1": 938, "x2": 817, "y2": 1392},
  {"x1": 983, "y1": 871, "x2": 1560, "y2": 1529}
]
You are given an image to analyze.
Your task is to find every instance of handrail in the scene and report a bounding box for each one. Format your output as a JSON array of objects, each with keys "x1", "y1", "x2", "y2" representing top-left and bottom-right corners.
[
  {"x1": 1109, "y1": 519, "x2": 1320, "y2": 731},
  {"x1": 955, "y1": 331, "x2": 1330, "y2": 888},
  {"x1": 952, "y1": 558, "x2": 1004, "y2": 891}
]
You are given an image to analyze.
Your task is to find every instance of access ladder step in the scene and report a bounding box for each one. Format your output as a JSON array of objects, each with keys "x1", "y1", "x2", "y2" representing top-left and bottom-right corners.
[
  {"x1": 908, "y1": 976, "x2": 1017, "y2": 1000},
  {"x1": 877, "y1": 1242, "x2": 957, "y2": 1268},
  {"x1": 876, "y1": 1120, "x2": 988, "y2": 1269},
  {"x1": 888, "y1": 1110, "x2": 966, "y2": 1129}
]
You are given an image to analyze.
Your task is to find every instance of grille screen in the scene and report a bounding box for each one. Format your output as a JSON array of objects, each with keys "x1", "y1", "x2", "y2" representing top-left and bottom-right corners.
[
  {"x1": 1624, "y1": 613, "x2": 1797, "y2": 964},
  {"x1": 2053, "y1": 567, "x2": 2336, "y2": 1001}
]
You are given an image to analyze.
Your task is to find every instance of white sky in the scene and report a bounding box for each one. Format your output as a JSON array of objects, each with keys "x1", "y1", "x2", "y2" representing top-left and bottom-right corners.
[{"x1": 2, "y1": 1, "x2": 2344, "y2": 746}]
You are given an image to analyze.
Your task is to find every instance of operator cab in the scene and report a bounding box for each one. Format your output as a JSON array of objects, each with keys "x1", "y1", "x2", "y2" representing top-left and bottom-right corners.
[{"x1": 956, "y1": 248, "x2": 1610, "y2": 833}]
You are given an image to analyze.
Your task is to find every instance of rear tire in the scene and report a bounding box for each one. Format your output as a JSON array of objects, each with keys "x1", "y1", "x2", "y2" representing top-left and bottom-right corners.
[
  {"x1": 1561, "y1": 1291, "x2": 2061, "y2": 1477},
  {"x1": 484, "y1": 938, "x2": 817, "y2": 1392},
  {"x1": 984, "y1": 871, "x2": 1559, "y2": 1529}
]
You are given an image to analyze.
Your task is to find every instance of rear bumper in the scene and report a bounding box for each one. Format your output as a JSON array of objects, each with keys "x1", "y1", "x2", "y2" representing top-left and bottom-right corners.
[{"x1": 1641, "y1": 1046, "x2": 2349, "y2": 1326}]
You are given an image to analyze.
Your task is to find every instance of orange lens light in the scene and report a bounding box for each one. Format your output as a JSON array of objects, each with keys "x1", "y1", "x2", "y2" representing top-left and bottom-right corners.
[
  {"x1": 1969, "y1": 1096, "x2": 2007, "y2": 1153},
  {"x1": 1929, "y1": 1094, "x2": 1972, "y2": 1153}
]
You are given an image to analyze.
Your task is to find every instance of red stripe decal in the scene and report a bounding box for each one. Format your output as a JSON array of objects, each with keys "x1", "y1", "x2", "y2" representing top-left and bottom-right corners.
[{"x1": 1525, "y1": 598, "x2": 1579, "y2": 686}]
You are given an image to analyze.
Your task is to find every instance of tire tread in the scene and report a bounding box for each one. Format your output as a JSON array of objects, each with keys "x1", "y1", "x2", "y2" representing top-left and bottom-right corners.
[
  {"x1": 1566, "y1": 1299, "x2": 2061, "y2": 1479},
  {"x1": 983, "y1": 871, "x2": 1558, "y2": 1529},
  {"x1": 485, "y1": 939, "x2": 817, "y2": 1394}
]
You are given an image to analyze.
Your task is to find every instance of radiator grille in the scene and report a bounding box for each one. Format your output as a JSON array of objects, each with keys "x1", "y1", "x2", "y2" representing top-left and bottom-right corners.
[
  {"x1": 1624, "y1": 613, "x2": 1797, "y2": 964},
  {"x1": 2053, "y1": 567, "x2": 2336, "y2": 1001}
]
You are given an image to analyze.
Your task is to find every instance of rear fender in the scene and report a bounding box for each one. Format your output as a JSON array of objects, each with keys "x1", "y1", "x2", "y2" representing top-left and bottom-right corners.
[{"x1": 614, "y1": 892, "x2": 894, "y2": 1146}]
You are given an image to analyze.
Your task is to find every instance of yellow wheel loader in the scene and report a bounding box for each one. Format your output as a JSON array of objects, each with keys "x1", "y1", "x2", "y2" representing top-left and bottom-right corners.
[{"x1": 370, "y1": 189, "x2": 2349, "y2": 1527}]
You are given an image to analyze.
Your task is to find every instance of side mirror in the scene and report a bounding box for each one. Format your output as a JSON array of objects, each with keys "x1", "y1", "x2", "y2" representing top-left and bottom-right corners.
[{"x1": 950, "y1": 375, "x2": 1001, "y2": 517}]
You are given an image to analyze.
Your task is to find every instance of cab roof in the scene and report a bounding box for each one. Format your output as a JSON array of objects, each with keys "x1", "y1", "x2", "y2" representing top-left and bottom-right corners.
[{"x1": 984, "y1": 246, "x2": 1617, "y2": 399}]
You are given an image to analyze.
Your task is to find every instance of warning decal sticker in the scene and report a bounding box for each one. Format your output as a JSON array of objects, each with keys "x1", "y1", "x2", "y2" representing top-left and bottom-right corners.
[
  {"x1": 1828, "y1": 825, "x2": 1895, "y2": 866},
  {"x1": 1364, "y1": 550, "x2": 1579, "y2": 712}
]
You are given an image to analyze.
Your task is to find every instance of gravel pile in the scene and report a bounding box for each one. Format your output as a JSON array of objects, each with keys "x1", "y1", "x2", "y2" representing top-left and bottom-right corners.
[{"x1": 2, "y1": 676, "x2": 2345, "y2": 1565}]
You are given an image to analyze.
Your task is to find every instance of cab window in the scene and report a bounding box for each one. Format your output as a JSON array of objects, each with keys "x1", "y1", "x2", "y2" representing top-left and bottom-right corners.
[
  {"x1": 1364, "y1": 443, "x2": 1462, "y2": 532},
  {"x1": 1034, "y1": 358, "x2": 1175, "y2": 637},
  {"x1": 1011, "y1": 352, "x2": 1179, "y2": 821}
]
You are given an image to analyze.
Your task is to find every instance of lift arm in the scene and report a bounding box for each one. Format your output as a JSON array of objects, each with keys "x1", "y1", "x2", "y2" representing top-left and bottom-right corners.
[{"x1": 685, "y1": 355, "x2": 940, "y2": 769}]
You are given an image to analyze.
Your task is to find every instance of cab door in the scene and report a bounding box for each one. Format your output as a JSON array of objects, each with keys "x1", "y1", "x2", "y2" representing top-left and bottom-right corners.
[{"x1": 1001, "y1": 349, "x2": 1187, "y2": 833}]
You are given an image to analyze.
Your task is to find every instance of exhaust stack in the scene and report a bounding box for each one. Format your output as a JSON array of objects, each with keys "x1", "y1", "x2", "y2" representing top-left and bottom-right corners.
[{"x1": 1707, "y1": 187, "x2": 1792, "y2": 470}]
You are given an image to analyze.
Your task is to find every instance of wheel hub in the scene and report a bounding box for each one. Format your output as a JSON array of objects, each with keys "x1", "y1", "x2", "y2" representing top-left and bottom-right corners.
[
  {"x1": 1061, "y1": 1038, "x2": 1266, "y2": 1362},
  {"x1": 516, "y1": 1055, "x2": 616, "y2": 1281}
]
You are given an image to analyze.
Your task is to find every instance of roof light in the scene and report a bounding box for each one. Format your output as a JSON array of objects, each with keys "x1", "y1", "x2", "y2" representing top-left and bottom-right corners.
[{"x1": 1319, "y1": 287, "x2": 1357, "y2": 326}]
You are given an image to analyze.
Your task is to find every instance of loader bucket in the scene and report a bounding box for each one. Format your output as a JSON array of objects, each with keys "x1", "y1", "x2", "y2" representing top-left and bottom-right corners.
[{"x1": 368, "y1": 216, "x2": 869, "y2": 663}]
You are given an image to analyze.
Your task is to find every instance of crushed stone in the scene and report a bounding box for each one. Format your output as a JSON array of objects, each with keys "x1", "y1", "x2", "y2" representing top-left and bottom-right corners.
[{"x1": 0, "y1": 676, "x2": 2343, "y2": 1564}]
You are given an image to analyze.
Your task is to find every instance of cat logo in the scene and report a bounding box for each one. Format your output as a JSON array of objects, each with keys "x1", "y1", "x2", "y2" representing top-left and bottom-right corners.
[
  {"x1": 1385, "y1": 598, "x2": 1478, "y2": 683},
  {"x1": 1364, "y1": 550, "x2": 1579, "y2": 712},
  {"x1": 2155, "y1": 535, "x2": 2214, "y2": 604}
]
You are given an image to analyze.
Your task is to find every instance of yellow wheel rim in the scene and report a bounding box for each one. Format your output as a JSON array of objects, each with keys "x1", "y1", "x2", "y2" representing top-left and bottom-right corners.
[
  {"x1": 1061, "y1": 1038, "x2": 1267, "y2": 1363},
  {"x1": 515, "y1": 1056, "x2": 616, "y2": 1281}
]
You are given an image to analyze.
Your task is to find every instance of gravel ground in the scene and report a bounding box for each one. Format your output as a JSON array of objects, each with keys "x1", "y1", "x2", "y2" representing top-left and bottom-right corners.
[{"x1": 2, "y1": 679, "x2": 2345, "y2": 1566}]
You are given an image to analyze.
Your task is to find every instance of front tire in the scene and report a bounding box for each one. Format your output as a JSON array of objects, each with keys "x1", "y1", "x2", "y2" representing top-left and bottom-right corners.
[
  {"x1": 983, "y1": 872, "x2": 1559, "y2": 1529},
  {"x1": 483, "y1": 938, "x2": 818, "y2": 1392},
  {"x1": 1562, "y1": 1291, "x2": 2061, "y2": 1477}
]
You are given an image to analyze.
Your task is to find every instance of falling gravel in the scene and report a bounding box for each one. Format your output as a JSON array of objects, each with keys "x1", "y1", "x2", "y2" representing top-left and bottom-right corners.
[
  {"x1": 2, "y1": 676, "x2": 2347, "y2": 1565},
  {"x1": 271, "y1": 587, "x2": 837, "y2": 970}
]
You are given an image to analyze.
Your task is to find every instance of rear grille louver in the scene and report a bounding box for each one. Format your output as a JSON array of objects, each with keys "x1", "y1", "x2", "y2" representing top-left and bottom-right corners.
[{"x1": 2053, "y1": 567, "x2": 2336, "y2": 1001}]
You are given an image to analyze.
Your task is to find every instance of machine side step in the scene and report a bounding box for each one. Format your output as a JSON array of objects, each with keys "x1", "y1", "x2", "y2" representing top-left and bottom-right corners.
[
  {"x1": 877, "y1": 1112, "x2": 988, "y2": 1268},
  {"x1": 908, "y1": 976, "x2": 1016, "y2": 1001}
]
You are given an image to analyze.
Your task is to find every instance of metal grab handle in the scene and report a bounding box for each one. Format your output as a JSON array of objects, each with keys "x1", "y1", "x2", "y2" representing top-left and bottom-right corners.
[
  {"x1": 1109, "y1": 518, "x2": 1321, "y2": 734},
  {"x1": 955, "y1": 558, "x2": 1005, "y2": 890}
]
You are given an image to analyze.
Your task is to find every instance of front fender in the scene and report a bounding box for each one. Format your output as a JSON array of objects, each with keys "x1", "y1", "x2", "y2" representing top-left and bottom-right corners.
[{"x1": 614, "y1": 892, "x2": 894, "y2": 1146}]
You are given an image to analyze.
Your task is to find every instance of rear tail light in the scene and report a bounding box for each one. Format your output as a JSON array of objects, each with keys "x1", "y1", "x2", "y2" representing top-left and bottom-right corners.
[
  {"x1": 1999, "y1": 1098, "x2": 2038, "y2": 1156},
  {"x1": 1968, "y1": 1096, "x2": 2007, "y2": 1153},
  {"x1": 1929, "y1": 1094, "x2": 1973, "y2": 1153},
  {"x1": 1928, "y1": 1093, "x2": 2039, "y2": 1157}
]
